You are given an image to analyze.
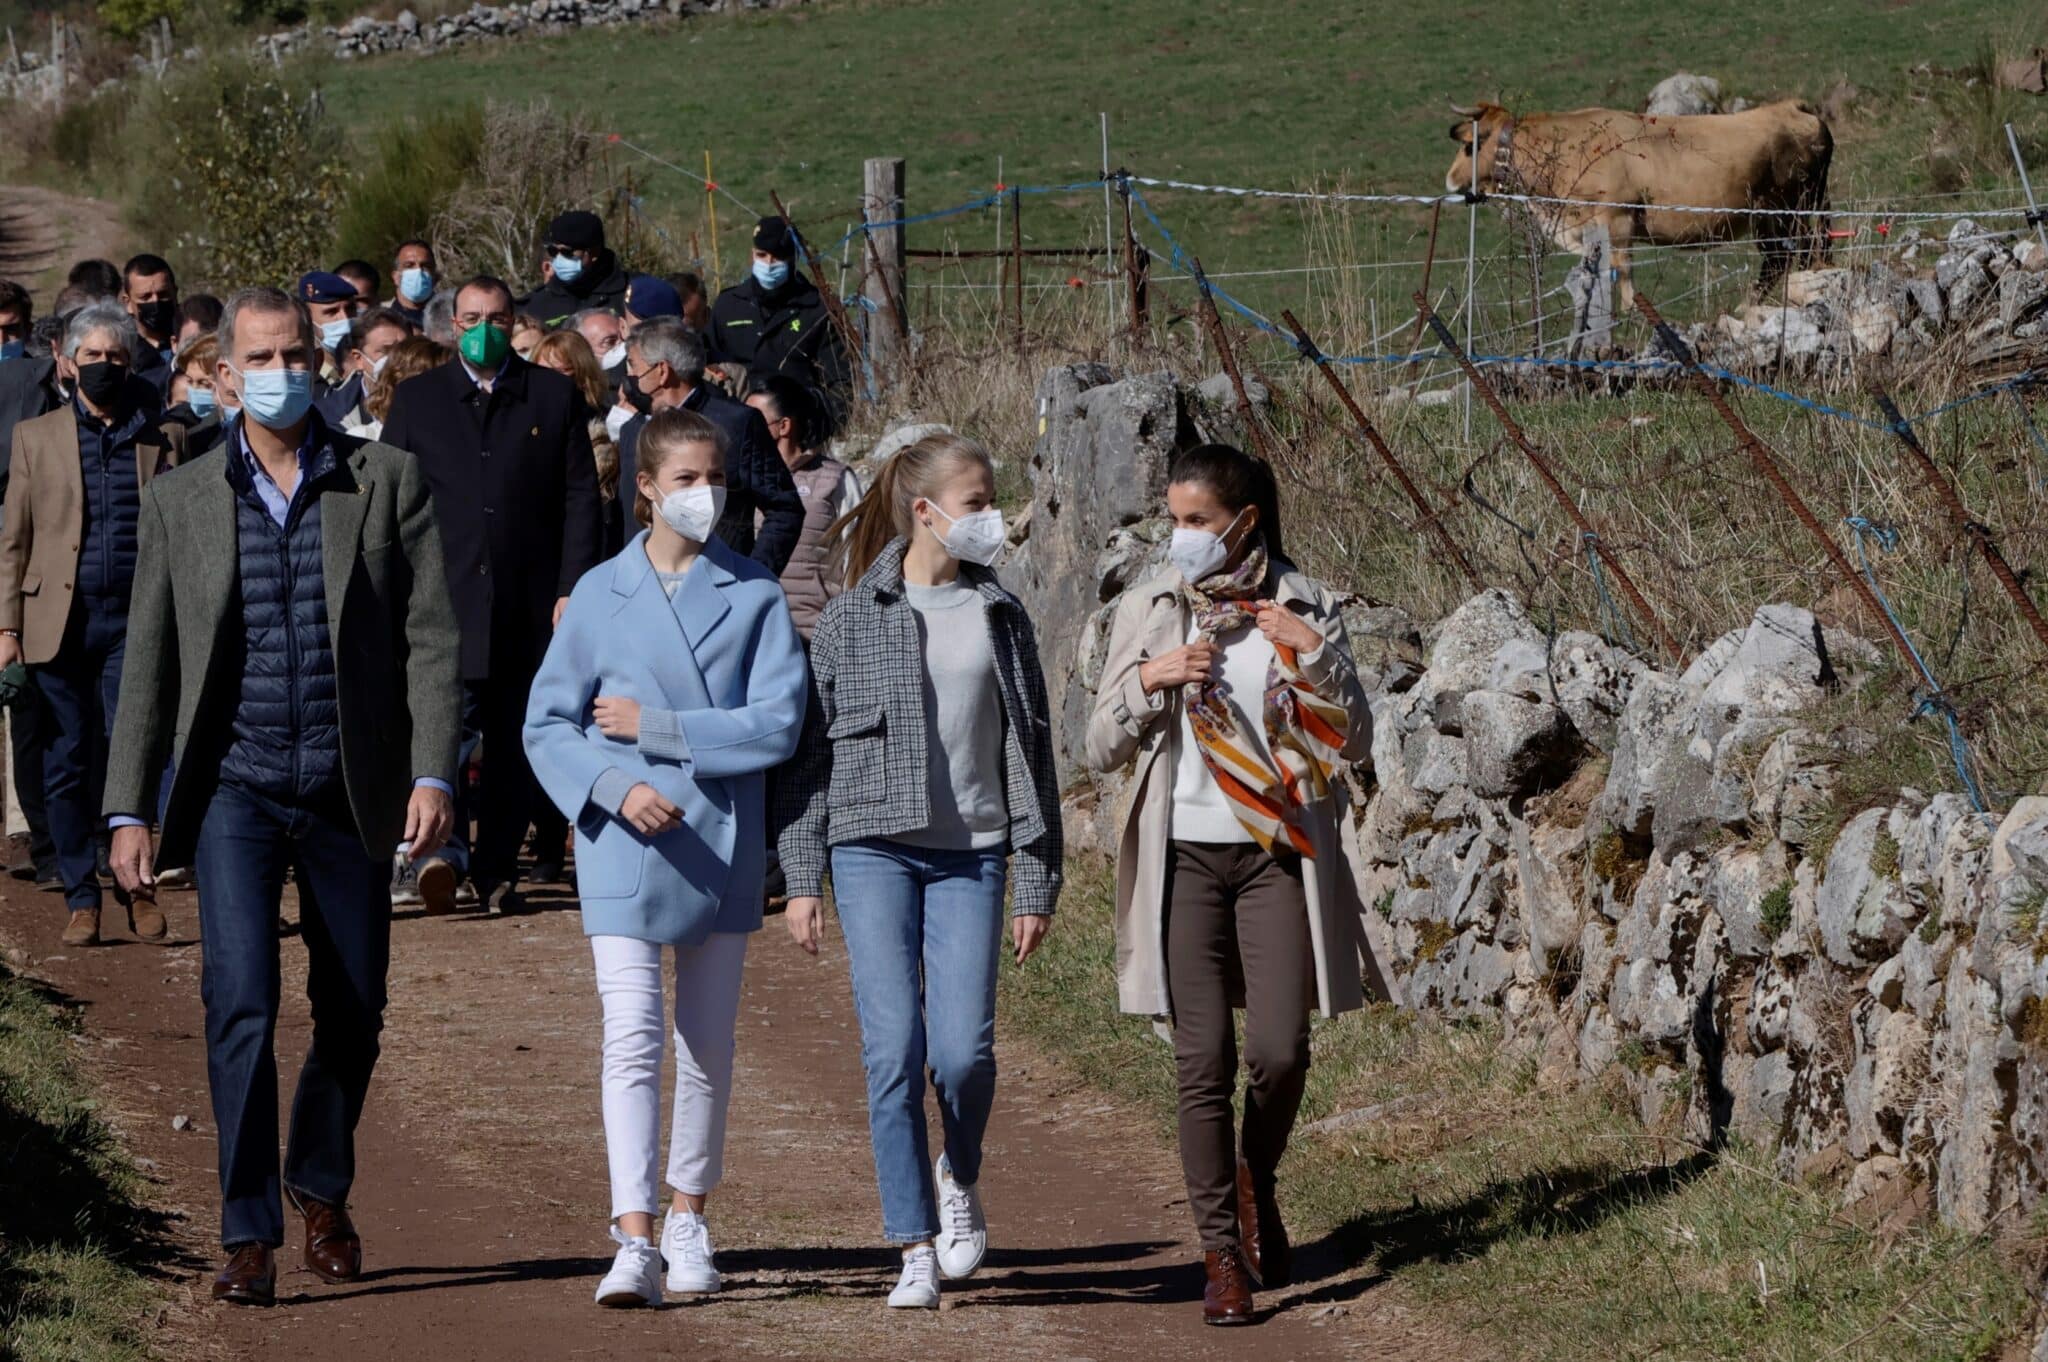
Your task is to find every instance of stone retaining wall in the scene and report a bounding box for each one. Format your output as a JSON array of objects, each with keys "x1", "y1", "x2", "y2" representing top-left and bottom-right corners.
[{"x1": 1017, "y1": 361, "x2": 2048, "y2": 1243}]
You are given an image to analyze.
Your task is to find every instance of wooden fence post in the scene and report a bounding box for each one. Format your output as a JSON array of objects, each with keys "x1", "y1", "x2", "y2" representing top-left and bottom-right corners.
[{"x1": 862, "y1": 156, "x2": 908, "y2": 384}]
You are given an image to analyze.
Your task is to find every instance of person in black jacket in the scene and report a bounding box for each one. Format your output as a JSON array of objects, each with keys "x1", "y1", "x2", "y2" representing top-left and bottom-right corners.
[
  {"x1": 381, "y1": 276, "x2": 603, "y2": 914},
  {"x1": 708, "y1": 216, "x2": 850, "y2": 402},
  {"x1": 120, "y1": 253, "x2": 179, "y2": 395},
  {"x1": 0, "y1": 277, "x2": 60, "y2": 888},
  {"x1": 613, "y1": 317, "x2": 802, "y2": 574},
  {"x1": 521, "y1": 211, "x2": 629, "y2": 330}
]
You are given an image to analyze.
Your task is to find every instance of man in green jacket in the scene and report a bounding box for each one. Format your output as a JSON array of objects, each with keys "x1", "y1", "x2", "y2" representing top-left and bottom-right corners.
[{"x1": 103, "y1": 286, "x2": 463, "y2": 1308}]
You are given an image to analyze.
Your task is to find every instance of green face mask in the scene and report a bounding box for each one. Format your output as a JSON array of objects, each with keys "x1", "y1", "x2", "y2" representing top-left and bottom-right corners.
[{"x1": 459, "y1": 321, "x2": 510, "y2": 369}]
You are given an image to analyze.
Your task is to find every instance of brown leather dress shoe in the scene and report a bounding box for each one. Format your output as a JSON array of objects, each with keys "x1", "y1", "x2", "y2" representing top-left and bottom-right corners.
[
  {"x1": 1236, "y1": 1160, "x2": 1292, "y2": 1289},
  {"x1": 212, "y1": 1244, "x2": 276, "y2": 1306},
  {"x1": 288, "y1": 1187, "x2": 363, "y2": 1283},
  {"x1": 1202, "y1": 1248, "x2": 1254, "y2": 1326},
  {"x1": 60, "y1": 908, "x2": 100, "y2": 947},
  {"x1": 126, "y1": 891, "x2": 168, "y2": 943}
]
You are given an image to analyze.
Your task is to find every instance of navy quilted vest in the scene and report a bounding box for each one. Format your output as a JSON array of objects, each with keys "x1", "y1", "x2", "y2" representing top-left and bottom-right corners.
[
  {"x1": 219, "y1": 441, "x2": 342, "y2": 801},
  {"x1": 75, "y1": 402, "x2": 147, "y2": 601}
]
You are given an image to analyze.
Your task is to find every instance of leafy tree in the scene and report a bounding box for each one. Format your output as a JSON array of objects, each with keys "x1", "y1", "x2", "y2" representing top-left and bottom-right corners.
[
  {"x1": 97, "y1": 0, "x2": 183, "y2": 42},
  {"x1": 161, "y1": 57, "x2": 346, "y2": 286}
]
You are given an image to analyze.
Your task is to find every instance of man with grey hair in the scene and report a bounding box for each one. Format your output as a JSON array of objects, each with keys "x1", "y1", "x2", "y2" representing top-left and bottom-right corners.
[
  {"x1": 0, "y1": 300, "x2": 184, "y2": 946},
  {"x1": 616, "y1": 316, "x2": 801, "y2": 571},
  {"x1": 104, "y1": 284, "x2": 461, "y2": 1306},
  {"x1": 421, "y1": 289, "x2": 457, "y2": 346}
]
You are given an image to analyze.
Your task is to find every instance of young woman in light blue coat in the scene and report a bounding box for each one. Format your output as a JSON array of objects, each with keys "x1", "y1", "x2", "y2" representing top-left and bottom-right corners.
[{"x1": 523, "y1": 407, "x2": 807, "y2": 1310}]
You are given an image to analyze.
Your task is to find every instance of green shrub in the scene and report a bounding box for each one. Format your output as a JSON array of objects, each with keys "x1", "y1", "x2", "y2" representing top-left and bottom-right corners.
[
  {"x1": 1759, "y1": 878, "x2": 1794, "y2": 940},
  {"x1": 158, "y1": 55, "x2": 347, "y2": 285},
  {"x1": 97, "y1": 0, "x2": 183, "y2": 41},
  {"x1": 331, "y1": 103, "x2": 485, "y2": 270}
]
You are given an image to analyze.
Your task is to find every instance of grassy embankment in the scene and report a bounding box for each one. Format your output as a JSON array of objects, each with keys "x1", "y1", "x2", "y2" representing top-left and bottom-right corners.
[
  {"x1": 0, "y1": 963, "x2": 171, "y2": 1361},
  {"x1": 1000, "y1": 859, "x2": 2039, "y2": 1361}
]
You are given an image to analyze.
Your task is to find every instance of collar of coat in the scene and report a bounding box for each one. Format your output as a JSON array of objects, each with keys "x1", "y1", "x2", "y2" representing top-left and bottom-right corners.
[
  {"x1": 854, "y1": 536, "x2": 1022, "y2": 614},
  {"x1": 606, "y1": 530, "x2": 746, "y2": 649},
  {"x1": 1136, "y1": 556, "x2": 1322, "y2": 611}
]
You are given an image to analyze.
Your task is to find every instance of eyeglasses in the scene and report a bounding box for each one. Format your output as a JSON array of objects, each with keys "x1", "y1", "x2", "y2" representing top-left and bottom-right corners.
[{"x1": 454, "y1": 312, "x2": 515, "y2": 330}]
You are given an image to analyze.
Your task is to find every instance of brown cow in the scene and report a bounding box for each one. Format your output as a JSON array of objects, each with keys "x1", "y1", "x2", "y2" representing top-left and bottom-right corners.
[{"x1": 1444, "y1": 99, "x2": 1833, "y2": 307}]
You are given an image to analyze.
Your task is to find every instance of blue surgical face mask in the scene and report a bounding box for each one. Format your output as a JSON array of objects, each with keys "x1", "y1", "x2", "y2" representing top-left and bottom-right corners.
[
  {"x1": 231, "y1": 364, "x2": 314, "y2": 430},
  {"x1": 0, "y1": 339, "x2": 22, "y2": 362},
  {"x1": 753, "y1": 258, "x2": 792, "y2": 291},
  {"x1": 551, "y1": 252, "x2": 585, "y2": 284},
  {"x1": 319, "y1": 317, "x2": 351, "y2": 352},
  {"x1": 186, "y1": 387, "x2": 217, "y2": 417},
  {"x1": 398, "y1": 266, "x2": 434, "y2": 304}
]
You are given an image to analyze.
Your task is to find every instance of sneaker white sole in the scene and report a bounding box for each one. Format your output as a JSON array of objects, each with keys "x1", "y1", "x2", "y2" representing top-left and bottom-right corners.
[
  {"x1": 595, "y1": 1287, "x2": 659, "y2": 1308},
  {"x1": 665, "y1": 1268, "x2": 721, "y2": 1294},
  {"x1": 887, "y1": 1291, "x2": 940, "y2": 1309}
]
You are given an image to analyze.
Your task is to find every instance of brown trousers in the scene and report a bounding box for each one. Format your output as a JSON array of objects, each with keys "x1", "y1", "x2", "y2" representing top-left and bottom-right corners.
[{"x1": 1165, "y1": 840, "x2": 1314, "y2": 1252}]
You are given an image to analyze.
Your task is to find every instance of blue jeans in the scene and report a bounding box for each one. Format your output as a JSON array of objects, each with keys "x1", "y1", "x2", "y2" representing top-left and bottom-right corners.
[
  {"x1": 191, "y1": 779, "x2": 389, "y2": 1249},
  {"x1": 33, "y1": 600, "x2": 126, "y2": 909},
  {"x1": 830, "y1": 838, "x2": 1006, "y2": 1243}
]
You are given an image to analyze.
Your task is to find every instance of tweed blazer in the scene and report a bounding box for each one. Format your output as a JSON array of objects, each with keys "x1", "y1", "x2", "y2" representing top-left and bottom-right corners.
[
  {"x1": 0, "y1": 393, "x2": 185, "y2": 662},
  {"x1": 102, "y1": 427, "x2": 463, "y2": 867},
  {"x1": 773, "y1": 537, "x2": 1064, "y2": 917}
]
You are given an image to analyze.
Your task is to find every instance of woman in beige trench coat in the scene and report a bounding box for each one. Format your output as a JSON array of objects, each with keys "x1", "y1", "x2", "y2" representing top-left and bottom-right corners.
[{"x1": 1082, "y1": 444, "x2": 1398, "y2": 1327}]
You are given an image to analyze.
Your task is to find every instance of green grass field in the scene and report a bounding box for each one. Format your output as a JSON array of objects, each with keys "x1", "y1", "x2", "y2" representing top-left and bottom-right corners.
[{"x1": 309, "y1": 0, "x2": 2048, "y2": 326}]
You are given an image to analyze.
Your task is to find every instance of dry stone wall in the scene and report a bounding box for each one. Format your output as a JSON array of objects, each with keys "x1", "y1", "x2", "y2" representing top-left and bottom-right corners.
[{"x1": 1017, "y1": 361, "x2": 2048, "y2": 1242}]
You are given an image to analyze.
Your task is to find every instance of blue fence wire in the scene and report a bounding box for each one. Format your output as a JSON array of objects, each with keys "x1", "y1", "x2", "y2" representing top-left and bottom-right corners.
[
  {"x1": 1842, "y1": 516, "x2": 1993, "y2": 817},
  {"x1": 1581, "y1": 532, "x2": 1641, "y2": 655}
]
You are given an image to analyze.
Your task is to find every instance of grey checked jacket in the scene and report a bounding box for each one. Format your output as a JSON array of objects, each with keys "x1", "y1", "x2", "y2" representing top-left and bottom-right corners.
[{"x1": 773, "y1": 537, "x2": 1064, "y2": 916}]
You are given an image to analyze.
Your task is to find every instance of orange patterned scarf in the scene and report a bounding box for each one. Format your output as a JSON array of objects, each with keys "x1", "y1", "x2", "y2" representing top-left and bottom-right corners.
[{"x1": 1181, "y1": 544, "x2": 1349, "y2": 858}]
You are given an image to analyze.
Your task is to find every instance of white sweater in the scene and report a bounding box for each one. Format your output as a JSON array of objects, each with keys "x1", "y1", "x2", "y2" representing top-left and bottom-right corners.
[{"x1": 1169, "y1": 617, "x2": 1276, "y2": 843}]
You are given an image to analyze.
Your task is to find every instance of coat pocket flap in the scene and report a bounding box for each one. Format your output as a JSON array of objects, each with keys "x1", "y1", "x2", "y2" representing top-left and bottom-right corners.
[
  {"x1": 826, "y1": 706, "x2": 885, "y2": 740},
  {"x1": 20, "y1": 572, "x2": 39, "y2": 594}
]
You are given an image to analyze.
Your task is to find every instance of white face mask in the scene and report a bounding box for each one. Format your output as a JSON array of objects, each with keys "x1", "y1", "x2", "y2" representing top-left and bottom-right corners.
[
  {"x1": 653, "y1": 484, "x2": 726, "y2": 543},
  {"x1": 368, "y1": 353, "x2": 390, "y2": 380},
  {"x1": 601, "y1": 342, "x2": 627, "y2": 371},
  {"x1": 926, "y1": 503, "x2": 1006, "y2": 566},
  {"x1": 1167, "y1": 507, "x2": 1248, "y2": 585},
  {"x1": 603, "y1": 403, "x2": 634, "y2": 442}
]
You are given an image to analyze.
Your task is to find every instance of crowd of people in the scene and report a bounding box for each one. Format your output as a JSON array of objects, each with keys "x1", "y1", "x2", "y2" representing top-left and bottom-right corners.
[{"x1": 0, "y1": 201, "x2": 1385, "y2": 1329}]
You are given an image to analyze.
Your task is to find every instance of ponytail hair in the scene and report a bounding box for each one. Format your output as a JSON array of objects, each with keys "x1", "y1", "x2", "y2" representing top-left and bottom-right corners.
[
  {"x1": 832, "y1": 430, "x2": 994, "y2": 584},
  {"x1": 1165, "y1": 443, "x2": 1287, "y2": 563},
  {"x1": 632, "y1": 408, "x2": 727, "y2": 530}
]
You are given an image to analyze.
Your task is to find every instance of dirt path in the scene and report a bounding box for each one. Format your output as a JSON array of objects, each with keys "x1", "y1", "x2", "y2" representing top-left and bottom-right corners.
[
  {"x1": 0, "y1": 183, "x2": 130, "y2": 296},
  {"x1": 0, "y1": 874, "x2": 1475, "y2": 1362}
]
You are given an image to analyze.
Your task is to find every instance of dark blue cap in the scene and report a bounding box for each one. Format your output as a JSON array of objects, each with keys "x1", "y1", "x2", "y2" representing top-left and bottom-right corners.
[
  {"x1": 624, "y1": 275, "x2": 682, "y2": 321},
  {"x1": 297, "y1": 270, "x2": 358, "y2": 304}
]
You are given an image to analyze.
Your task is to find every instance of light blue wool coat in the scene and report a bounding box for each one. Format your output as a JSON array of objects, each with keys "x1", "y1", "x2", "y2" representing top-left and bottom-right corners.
[{"x1": 524, "y1": 531, "x2": 808, "y2": 945}]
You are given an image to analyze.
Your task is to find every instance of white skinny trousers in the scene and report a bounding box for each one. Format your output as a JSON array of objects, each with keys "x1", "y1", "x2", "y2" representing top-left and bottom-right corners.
[{"x1": 589, "y1": 932, "x2": 750, "y2": 1219}]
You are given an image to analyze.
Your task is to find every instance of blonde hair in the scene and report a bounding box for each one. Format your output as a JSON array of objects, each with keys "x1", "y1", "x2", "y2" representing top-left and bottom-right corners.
[
  {"x1": 367, "y1": 335, "x2": 451, "y2": 422},
  {"x1": 529, "y1": 329, "x2": 609, "y2": 411},
  {"x1": 832, "y1": 431, "x2": 995, "y2": 584},
  {"x1": 632, "y1": 408, "x2": 727, "y2": 530},
  {"x1": 175, "y1": 332, "x2": 217, "y2": 383}
]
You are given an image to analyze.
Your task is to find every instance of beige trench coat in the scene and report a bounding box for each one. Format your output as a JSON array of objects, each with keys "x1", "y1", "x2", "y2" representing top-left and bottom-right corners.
[{"x1": 1083, "y1": 565, "x2": 1403, "y2": 1018}]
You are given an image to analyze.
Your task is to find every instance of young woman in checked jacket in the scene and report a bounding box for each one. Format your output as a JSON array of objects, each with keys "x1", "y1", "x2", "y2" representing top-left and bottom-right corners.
[
  {"x1": 1084, "y1": 444, "x2": 1396, "y2": 1327},
  {"x1": 775, "y1": 430, "x2": 1062, "y2": 1311}
]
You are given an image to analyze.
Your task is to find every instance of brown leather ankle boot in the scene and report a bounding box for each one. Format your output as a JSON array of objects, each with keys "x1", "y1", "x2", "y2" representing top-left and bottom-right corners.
[{"x1": 1202, "y1": 1248, "x2": 1254, "y2": 1326}]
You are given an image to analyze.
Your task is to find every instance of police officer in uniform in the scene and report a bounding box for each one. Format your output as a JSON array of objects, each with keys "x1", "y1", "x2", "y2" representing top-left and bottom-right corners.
[{"x1": 708, "y1": 216, "x2": 849, "y2": 405}]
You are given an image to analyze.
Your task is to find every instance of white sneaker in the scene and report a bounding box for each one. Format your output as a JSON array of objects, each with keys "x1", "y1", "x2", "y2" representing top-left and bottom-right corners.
[
  {"x1": 888, "y1": 1244, "x2": 941, "y2": 1309},
  {"x1": 933, "y1": 1155, "x2": 987, "y2": 1280},
  {"x1": 594, "y1": 1227, "x2": 661, "y2": 1308},
  {"x1": 661, "y1": 1209, "x2": 721, "y2": 1294}
]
